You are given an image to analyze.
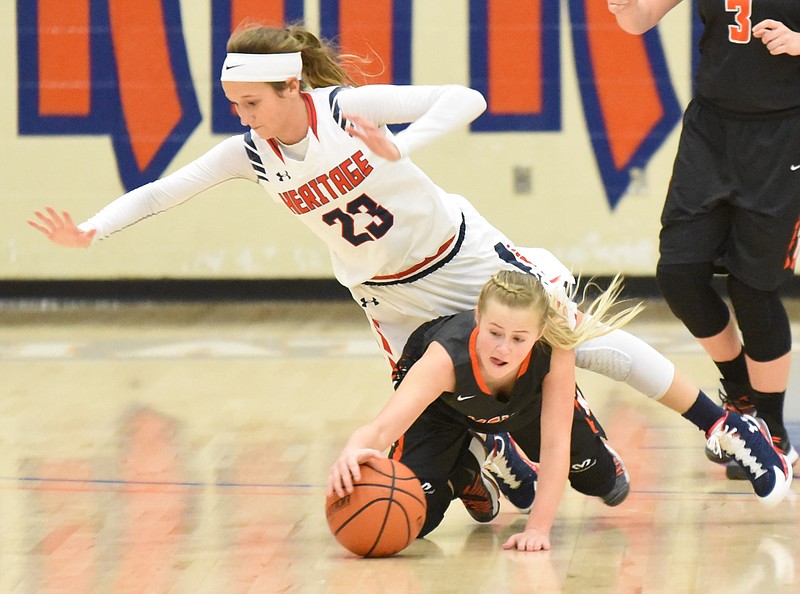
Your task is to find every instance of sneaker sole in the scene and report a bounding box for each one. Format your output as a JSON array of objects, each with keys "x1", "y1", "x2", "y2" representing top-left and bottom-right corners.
[{"x1": 757, "y1": 466, "x2": 793, "y2": 508}]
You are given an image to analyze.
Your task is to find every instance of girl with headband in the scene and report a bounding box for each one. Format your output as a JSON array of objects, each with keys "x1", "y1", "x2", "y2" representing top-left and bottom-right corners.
[{"x1": 28, "y1": 24, "x2": 792, "y2": 512}]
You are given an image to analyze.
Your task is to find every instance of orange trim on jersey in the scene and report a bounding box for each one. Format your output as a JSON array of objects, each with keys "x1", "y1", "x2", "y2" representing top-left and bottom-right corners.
[
  {"x1": 389, "y1": 435, "x2": 404, "y2": 461},
  {"x1": 469, "y1": 327, "x2": 492, "y2": 395},
  {"x1": 266, "y1": 138, "x2": 284, "y2": 162},
  {"x1": 302, "y1": 92, "x2": 319, "y2": 139},
  {"x1": 369, "y1": 234, "x2": 456, "y2": 282},
  {"x1": 469, "y1": 327, "x2": 533, "y2": 395},
  {"x1": 370, "y1": 317, "x2": 397, "y2": 371},
  {"x1": 784, "y1": 216, "x2": 800, "y2": 270},
  {"x1": 518, "y1": 349, "x2": 532, "y2": 376},
  {"x1": 262, "y1": 94, "x2": 317, "y2": 163},
  {"x1": 575, "y1": 397, "x2": 600, "y2": 436}
]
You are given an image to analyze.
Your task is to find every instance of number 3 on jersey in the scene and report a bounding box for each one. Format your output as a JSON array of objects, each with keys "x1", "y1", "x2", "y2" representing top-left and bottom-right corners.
[
  {"x1": 726, "y1": 0, "x2": 752, "y2": 44},
  {"x1": 322, "y1": 194, "x2": 395, "y2": 247}
]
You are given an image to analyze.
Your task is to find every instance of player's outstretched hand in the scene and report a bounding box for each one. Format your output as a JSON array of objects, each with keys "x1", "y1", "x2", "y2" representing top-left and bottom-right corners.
[
  {"x1": 327, "y1": 447, "x2": 383, "y2": 499},
  {"x1": 343, "y1": 114, "x2": 402, "y2": 161},
  {"x1": 28, "y1": 207, "x2": 96, "y2": 248},
  {"x1": 503, "y1": 527, "x2": 551, "y2": 552}
]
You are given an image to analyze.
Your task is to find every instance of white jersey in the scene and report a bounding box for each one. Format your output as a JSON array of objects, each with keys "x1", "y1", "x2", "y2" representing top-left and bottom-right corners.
[
  {"x1": 81, "y1": 84, "x2": 486, "y2": 287},
  {"x1": 77, "y1": 82, "x2": 674, "y2": 397},
  {"x1": 241, "y1": 87, "x2": 463, "y2": 286}
]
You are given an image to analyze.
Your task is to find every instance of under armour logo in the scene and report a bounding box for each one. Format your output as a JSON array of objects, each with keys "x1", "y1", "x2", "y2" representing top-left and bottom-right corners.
[
  {"x1": 743, "y1": 417, "x2": 761, "y2": 434},
  {"x1": 360, "y1": 297, "x2": 379, "y2": 307},
  {"x1": 276, "y1": 171, "x2": 291, "y2": 181}
]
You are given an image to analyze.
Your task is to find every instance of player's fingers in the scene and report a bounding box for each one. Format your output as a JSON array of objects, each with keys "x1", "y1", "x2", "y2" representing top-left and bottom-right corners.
[
  {"x1": 753, "y1": 19, "x2": 780, "y2": 34},
  {"x1": 344, "y1": 113, "x2": 377, "y2": 133},
  {"x1": 346, "y1": 457, "x2": 361, "y2": 486},
  {"x1": 501, "y1": 536, "x2": 518, "y2": 550},
  {"x1": 346, "y1": 123, "x2": 365, "y2": 140},
  {"x1": 343, "y1": 113, "x2": 365, "y2": 126},
  {"x1": 45, "y1": 206, "x2": 63, "y2": 222},
  {"x1": 33, "y1": 211, "x2": 58, "y2": 232},
  {"x1": 62, "y1": 211, "x2": 77, "y2": 228},
  {"x1": 330, "y1": 467, "x2": 348, "y2": 498},
  {"x1": 356, "y1": 449, "x2": 382, "y2": 464},
  {"x1": 27, "y1": 220, "x2": 49, "y2": 234},
  {"x1": 340, "y1": 471, "x2": 354, "y2": 495}
]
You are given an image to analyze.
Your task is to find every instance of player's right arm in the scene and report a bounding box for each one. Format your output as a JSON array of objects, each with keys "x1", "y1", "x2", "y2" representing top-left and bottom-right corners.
[
  {"x1": 608, "y1": 0, "x2": 683, "y2": 35},
  {"x1": 503, "y1": 347, "x2": 575, "y2": 552},
  {"x1": 327, "y1": 342, "x2": 454, "y2": 498},
  {"x1": 28, "y1": 135, "x2": 256, "y2": 247}
]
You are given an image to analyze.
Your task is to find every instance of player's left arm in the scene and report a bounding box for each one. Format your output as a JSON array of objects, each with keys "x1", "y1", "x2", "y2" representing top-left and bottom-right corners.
[
  {"x1": 503, "y1": 347, "x2": 574, "y2": 552},
  {"x1": 753, "y1": 19, "x2": 800, "y2": 56},
  {"x1": 327, "y1": 342, "x2": 454, "y2": 497},
  {"x1": 337, "y1": 84, "x2": 486, "y2": 161}
]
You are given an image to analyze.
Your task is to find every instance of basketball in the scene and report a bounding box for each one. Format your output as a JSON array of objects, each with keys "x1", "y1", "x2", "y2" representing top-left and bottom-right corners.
[{"x1": 325, "y1": 457, "x2": 427, "y2": 558}]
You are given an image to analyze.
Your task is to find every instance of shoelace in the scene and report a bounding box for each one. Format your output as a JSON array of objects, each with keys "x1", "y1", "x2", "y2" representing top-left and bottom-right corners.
[
  {"x1": 718, "y1": 389, "x2": 754, "y2": 413},
  {"x1": 483, "y1": 439, "x2": 528, "y2": 489},
  {"x1": 707, "y1": 426, "x2": 767, "y2": 480}
]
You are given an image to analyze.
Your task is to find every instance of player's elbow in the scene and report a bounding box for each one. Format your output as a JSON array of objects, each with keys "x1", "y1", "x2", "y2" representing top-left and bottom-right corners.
[{"x1": 467, "y1": 88, "x2": 487, "y2": 115}]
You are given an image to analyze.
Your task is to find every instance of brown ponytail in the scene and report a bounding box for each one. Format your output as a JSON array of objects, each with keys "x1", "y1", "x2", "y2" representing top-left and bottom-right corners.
[{"x1": 226, "y1": 23, "x2": 364, "y2": 89}]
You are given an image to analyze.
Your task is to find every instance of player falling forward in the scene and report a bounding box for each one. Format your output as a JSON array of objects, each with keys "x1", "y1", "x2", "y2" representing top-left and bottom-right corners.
[
  {"x1": 29, "y1": 23, "x2": 792, "y2": 510},
  {"x1": 329, "y1": 271, "x2": 791, "y2": 552}
]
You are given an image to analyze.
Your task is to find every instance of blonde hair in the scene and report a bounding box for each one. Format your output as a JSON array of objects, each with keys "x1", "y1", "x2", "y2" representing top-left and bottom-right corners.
[
  {"x1": 477, "y1": 270, "x2": 642, "y2": 350},
  {"x1": 226, "y1": 23, "x2": 365, "y2": 90}
]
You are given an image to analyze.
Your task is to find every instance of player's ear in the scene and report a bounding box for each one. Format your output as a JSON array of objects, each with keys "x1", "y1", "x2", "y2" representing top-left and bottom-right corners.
[{"x1": 285, "y1": 77, "x2": 301, "y2": 94}]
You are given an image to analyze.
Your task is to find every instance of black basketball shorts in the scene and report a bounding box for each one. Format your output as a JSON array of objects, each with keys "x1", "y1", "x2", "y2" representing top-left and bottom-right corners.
[{"x1": 659, "y1": 99, "x2": 800, "y2": 291}]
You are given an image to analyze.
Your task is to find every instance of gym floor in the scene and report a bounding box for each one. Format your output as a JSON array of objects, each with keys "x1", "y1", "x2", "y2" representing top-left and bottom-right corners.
[{"x1": 1, "y1": 299, "x2": 798, "y2": 593}]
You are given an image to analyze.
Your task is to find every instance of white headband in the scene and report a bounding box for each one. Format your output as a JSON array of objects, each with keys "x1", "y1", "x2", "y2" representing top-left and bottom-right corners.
[{"x1": 220, "y1": 52, "x2": 303, "y2": 82}]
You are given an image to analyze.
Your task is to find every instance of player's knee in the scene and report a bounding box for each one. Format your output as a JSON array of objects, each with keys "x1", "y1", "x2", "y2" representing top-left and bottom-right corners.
[
  {"x1": 727, "y1": 276, "x2": 791, "y2": 361},
  {"x1": 416, "y1": 478, "x2": 450, "y2": 538},
  {"x1": 577, "y1": 330, "x2": 674, "y2": 399},
  {"x1": 567, "y1": 444, "x2": 615, "y2": 497},
  {"x1": 656, "y1": 262, "x2": 730, "y2": 337}
]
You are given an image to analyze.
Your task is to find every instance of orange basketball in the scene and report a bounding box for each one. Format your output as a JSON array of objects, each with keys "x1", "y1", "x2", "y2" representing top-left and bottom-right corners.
[{"x1": 325, "y1": 457, "x2": 427, "y2": 557}]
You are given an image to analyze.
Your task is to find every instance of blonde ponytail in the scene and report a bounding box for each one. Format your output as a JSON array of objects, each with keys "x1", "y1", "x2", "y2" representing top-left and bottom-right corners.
[{"x1": 477, "y1": 270, "x2": 642, "y2": 351}]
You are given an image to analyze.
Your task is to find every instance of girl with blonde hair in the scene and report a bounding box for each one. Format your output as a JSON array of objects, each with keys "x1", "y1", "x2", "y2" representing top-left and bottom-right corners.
[
  {"x1": 31, "y1": 24, "x2": 791, "y2": 509},
  {"x1": 329, "y1": 272, "x2": 640, "y2": 551}
]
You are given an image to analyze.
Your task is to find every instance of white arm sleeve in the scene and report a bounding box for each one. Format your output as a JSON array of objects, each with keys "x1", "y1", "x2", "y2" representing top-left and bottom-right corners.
[
  {"x1": 79, "y1": 135, "x2": 257, "y2": 241},
  {"x1": 334, "y1": 85, "x2": 487, "y2": 158}
]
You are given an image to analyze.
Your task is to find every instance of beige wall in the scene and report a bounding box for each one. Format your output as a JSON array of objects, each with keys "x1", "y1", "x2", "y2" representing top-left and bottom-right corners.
[{"x1": 2, "y1": 1, "x2": 695, "y2": 281}]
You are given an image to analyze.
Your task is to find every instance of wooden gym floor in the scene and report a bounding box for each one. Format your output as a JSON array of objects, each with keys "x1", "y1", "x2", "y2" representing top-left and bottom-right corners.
[{"x1": 0, "y1": 298, "x2": 799, "y2": 593}]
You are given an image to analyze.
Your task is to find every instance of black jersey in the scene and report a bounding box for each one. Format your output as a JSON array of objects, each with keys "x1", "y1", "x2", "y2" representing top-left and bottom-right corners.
[
  {"x1": 696, "y1": 0, "x2": 800, "y2": 114},
  {"x1": 395, "y1": 310, "x2": 552, "y2": 433}
]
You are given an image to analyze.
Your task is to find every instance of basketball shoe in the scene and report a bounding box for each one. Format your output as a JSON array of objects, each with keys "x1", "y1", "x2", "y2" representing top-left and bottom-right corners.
[
  {"x1": 705, "y1": 380, "x2": 757, "y2": 464},
  {"x1": 705, "y1": 411, "x2": 792, "y2": 506},
  {"x1": 599, "y1": 442, "x2": 630, "y2": 507},
  {"x1": 480, "y1": 432, "x2": 538, "y2": 513},
  {"x1": 725, "y1": 425, "x2": 799, "y2": 481},
  {"x1": 456, "y1": 437, "x2": 500, "y2": 523}
]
